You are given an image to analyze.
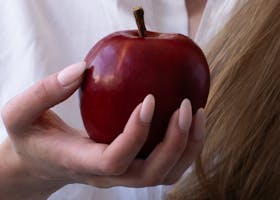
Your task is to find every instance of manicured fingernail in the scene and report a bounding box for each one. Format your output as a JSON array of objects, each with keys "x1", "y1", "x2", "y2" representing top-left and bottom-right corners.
[
  {"x1": 194, "y1": 108, "x2": 206, "y2": 141},
  {"x1": 178, "y1": 99, "x2": 192, "y2": 132},
  {"x1": 140, "y1": 94, "x2": 155, "y2": 123},
  {"x1": 57, "y1": 61, "x2": 87, "y2": 86}
]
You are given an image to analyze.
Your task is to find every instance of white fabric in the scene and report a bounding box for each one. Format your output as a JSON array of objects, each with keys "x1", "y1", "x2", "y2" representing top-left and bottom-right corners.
[{"x1": 0, "y1": 0, "x2": 239, "y2": 199}]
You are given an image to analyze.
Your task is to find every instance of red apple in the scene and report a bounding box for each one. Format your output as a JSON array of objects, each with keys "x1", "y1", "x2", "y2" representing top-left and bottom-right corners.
[{"x1": 80, "y1": 7, "x2": 210, "y2": 158}]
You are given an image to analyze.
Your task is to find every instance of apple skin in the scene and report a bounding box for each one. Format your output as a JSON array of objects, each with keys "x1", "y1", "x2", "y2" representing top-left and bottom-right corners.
[{"x1": 80, "y1": 30, "x2": 210, "y2": 159}]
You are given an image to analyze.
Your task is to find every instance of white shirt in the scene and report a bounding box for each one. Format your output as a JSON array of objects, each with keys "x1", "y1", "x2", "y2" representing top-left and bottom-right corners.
[{"x1": 0, "y1": 0, "x2": 239, "y2": 199}]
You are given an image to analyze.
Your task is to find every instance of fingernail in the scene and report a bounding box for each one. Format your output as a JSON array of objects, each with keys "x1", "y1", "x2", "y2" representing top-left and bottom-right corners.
[
  {"x1": 194, "y1": 108, "x2": 206, "y2": 141},
  {"x1": 178, "y1": 99, "x2": 192, "y2": 132},
  {"x1": 57, "y1": 61, "x2": 87, "y2": 86},
  {"x1": 140, "y1": 94, "x2": 155, "y2": 123}
]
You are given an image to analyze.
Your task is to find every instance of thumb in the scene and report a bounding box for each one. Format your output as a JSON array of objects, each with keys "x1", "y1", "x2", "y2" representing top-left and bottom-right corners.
[{"x1": 1, "y1": 61, "x2": 87, "y2": 131}]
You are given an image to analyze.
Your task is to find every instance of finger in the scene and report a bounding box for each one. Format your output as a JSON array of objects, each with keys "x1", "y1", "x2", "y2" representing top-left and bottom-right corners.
[
  {"x1": 83, "y1": 99, "x2": 193, "y2": 187},
  {"x1": 99, "y1": 94, "x2": 155, "y2": 175},
  {"x1": 139, "y1": 99, "x2": 192, "y2": 185},
  {"x1": 163, "y1": 108, "x2": 206, "y2": 184},
  {"x1": 1, "y1": 62, "x2": 86, "y2": 131},
  {"x1": 59, "y1": 94, "x2": 155, "y2": 177}
]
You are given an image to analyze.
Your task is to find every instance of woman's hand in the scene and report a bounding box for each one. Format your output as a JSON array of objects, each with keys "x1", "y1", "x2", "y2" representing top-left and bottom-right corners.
[{"x1": 0, "y1": 62, "x2": 206, "y2": 199}]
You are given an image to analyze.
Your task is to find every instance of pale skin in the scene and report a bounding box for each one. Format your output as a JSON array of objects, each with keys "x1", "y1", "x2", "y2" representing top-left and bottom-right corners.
[
  {"x1": 186, "y1": 0, "x2": 207, "y2": 38},
  {"x1": 0, "y1": 2, "x2": 206, "y2": 200}
]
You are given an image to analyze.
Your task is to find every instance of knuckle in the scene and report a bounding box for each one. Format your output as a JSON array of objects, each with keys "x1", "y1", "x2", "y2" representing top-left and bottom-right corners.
[
  {"x1": 166, "y1": 143, "x2": 185, "y2": 158},
  {"x1": 175, "y1": 142, "x2": 186, "y2": 154},
  {"x1": 128, "y1": 130, "x2": 147, "y2": 148},
  {"x1": 170, "y1": 135, "x2": 187, "y2": 154},
  {"x1": 34, "y1": 80, "x2": 50, "y2": 102}
]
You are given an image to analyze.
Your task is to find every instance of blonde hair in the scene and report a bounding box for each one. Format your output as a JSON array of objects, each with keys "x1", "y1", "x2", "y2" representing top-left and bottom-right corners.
[{"x1": 167, "y1": 0, "x2": 280, "y2": 199}]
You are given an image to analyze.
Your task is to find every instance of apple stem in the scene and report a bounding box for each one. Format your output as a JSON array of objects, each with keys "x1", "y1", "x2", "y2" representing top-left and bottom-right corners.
[{"x1": 133, "y1": 6, "x2": 147, "y2": 37}]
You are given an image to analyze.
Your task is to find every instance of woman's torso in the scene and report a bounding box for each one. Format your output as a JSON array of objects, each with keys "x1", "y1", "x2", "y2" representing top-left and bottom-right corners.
[{"x1": 0, "y1": 0, "x2": 240, "y2": 199}]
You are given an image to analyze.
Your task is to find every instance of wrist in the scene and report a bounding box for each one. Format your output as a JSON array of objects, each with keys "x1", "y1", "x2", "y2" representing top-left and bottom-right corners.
[{"x1": 0, "y1": 138, "x2": 65, "y2": 199}]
